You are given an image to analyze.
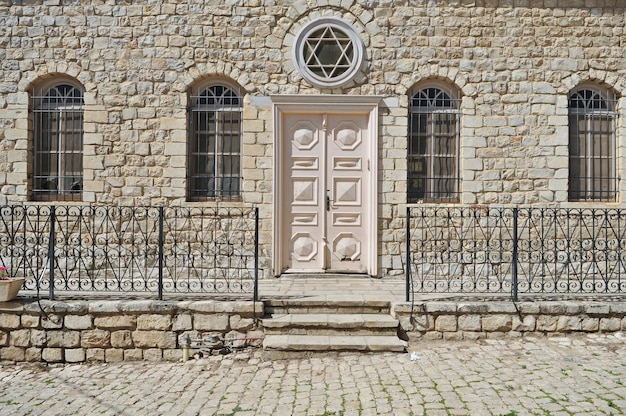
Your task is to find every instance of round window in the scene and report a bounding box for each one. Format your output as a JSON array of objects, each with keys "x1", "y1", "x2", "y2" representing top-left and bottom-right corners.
[{"x1": 293, "y1": 18, "x2": 364, "y2": 88}]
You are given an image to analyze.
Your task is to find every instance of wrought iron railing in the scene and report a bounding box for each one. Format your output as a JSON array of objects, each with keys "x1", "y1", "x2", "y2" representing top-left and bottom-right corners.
[
  {"x1": 407, "y1": 206, "x2": 626, "y2": 301},
  {"x1": 0, "y1": 205, "x2": 259, "y2": 301}
]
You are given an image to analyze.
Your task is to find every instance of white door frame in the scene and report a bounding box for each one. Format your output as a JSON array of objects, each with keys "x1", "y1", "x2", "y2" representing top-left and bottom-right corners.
[{"x1": 271, "y1": 95, "x2": 382, "y2": 276}]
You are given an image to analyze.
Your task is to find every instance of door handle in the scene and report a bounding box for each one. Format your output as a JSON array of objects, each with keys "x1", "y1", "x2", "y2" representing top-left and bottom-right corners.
[{"x1": 326, "y1": 191, "x2": 332, "y2": 211}]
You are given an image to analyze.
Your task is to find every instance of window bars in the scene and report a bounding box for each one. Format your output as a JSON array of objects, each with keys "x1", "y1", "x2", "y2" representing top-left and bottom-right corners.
[
  {"x1": 568, "y1": 87, "x2": 618, "y2": 202},
  {"x1": 189, "y1": 84, "x2": 242, "y2": 201},
  {"x1": 31, "y1": 84, "x2": 84, "y2": 201},
  {"x1": 408, "y1": 87, "x2": 461, "y2": 203}
]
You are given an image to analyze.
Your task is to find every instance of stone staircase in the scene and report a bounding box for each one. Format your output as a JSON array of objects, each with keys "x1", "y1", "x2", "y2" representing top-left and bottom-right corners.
[{"x1": 262, "y1": 297, "x2": 408, "y2": 352}]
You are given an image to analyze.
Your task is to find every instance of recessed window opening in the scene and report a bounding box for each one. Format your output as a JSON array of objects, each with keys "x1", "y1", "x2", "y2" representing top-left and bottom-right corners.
[
  {"x1": 408, "y1": 86, "x2": 461, "y2": 203},
  {"x1": 568, "y1": 87, "x2": 618, "y2": 202},
  {"x1": 31, "y1": 83, "x2": 84, "y2": 201},
  {"x1": 188, "y1": 83, "x2": 242, "y2": 201}
]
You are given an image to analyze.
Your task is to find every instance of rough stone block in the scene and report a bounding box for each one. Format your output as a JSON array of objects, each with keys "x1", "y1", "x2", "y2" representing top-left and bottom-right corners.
[
  {"x1": 512, "y1": 315, "x2": 536, "y2": 332},
  {"x1": 457, "y1": 304, "x2": 490, "y2": 314},
  {"x1": 0, "y1": 313, "x2": 20, "y2": 329},
  {"x1": 461, "y1": 331, "x2": 484, "y2": 340},
  {"x1": 95, "y1": 315, "x2": 136, "y2": 330},
  {"x1": 172, "y1": 314, "x2": 192, "y2": 331},
  {"x1": 443, "y1": 331, "x2": 464, "y2": 341},
  {"x1": 65, "y1": 348, "x2": 86, "y2": 363},
  {"x1": 230, "y1": 315, "x2": 254, "y2": 331},
  {"x1": 584, "y1": 304, "x2": 610, "y2": 316},
  {"x1": 105, "y1": 349, "x2": 124, "y2": 363},
  {"x1": 86, "y1": 348, "x2": 105, "y2": 362},
  {"x1": 423, "y1": 332, "x2": 443, "y2": 340},
  {"x1": 518, "y1": 303, "x2": 540, "y2": 314},
  {"x1": 582, "y1": 318, "x2": 599, "y2": 332},
  {"x1": 111, "y1": 330, "x2": 134, "y2": 348},
  {"x1": 163, "y1": 349, "x2": 181, "y2": 362},
  {"x1": 187, "y1": 302, "x2": 216, "y2": 313},
  {"x1": 89, "y1": 301, "x2": 122, "y2": 314},
  {"x1": 10, "y1": 329, "x2": 31, "y2": 347},
  {"x1": 41, "y1": 316, "x2": 63, "y2": 329},
  {"x1": 47, "y1": 330, "x2": 81, "y2": 348},
  {"x1": 194, "y1": 314, "x2": 229, "y2": 331},
  {"x1": 0, "y1": 331, "x2": 7, "y2": 346},
  {"x1": 28, "y1": 330, "x2": 46, "y2": 348},
  {"x1": 124, "y1": 349, "x2": 143, "y2": 361},
  {"x1": 42, "y1": 348, "x2": 63, "y2": 363},
  {"x1": 120, "y1": 300, "x2": 155, "y2": 314},
  {"x1": 539, "y1": 303, "x2": 566, "y2": 315},
  {"x1": 137, "y1": 314, "x2": 172, "y2": 331},
  {"x1": 600, "y1": 317, "x2": 621, "y2": 332},
  {"x1": 482, "y1": 315, "x2": 512, "y2": 332},
  {"x1": 21, "y1": 315, "x2": 39, "y2": 328},
  {"x1": 132, "y1": 331, "x2": 177, "y2": 349},
  {"x1": 25, "y1": 347, "x2": 42, "y2": 362},
  {"x1": 536, "y1": 316, "x2": 558, "y2": 332},
  {"x1": 609, "y1": 303, "x2": 626, "y2": 314},
  {"x1": 458, "y1": 315, "x2": 481, "y2": 331},
  {"x1": 556, "y1": 316, "x2": 582, "y2": 332},
  {"x1": 65, "y1": 315, "x2": 93, "y2": 330},
  {"x1": 435, "y1": 315, "x2": 457, "y2": 332},
  {"x1": 143, "y1": 348, "x2": 163, "y2": 361},
  {"x1": 1, "y1": 346, "x2": 25, "y2": 361},
  {"x1": 81, "y1": 330, "x2": 111, "y2": 348}
]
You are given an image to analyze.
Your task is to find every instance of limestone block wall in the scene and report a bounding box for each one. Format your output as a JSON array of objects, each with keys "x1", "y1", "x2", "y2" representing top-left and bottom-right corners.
[
  {"x1": 1, "y1": 1, "x2": 626, "y2": 277},
  {"x1": 393, "y1": 300, "x2": 626, "y2": 341},
  {"x1": 0, "y1": 299, "x2": 263, "y2": 363}
]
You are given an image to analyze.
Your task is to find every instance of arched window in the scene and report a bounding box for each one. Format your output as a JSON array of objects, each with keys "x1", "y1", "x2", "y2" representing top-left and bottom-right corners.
[
  {"x1": 188, "y1": 82, "x2": 242, "y2": 201},
  {"x1": 408, "y1": 85, "x2": 460, "y2": 202},
  {"x1": 568, "y1": 86, "x2": 617, "y2": 201},
  {"x1": 31, "y1": 82, "x2": 84, "y2": 201}
]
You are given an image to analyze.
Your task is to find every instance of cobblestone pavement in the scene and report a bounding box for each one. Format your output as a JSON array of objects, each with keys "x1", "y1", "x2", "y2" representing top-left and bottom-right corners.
[{"x1": 1, "y1": 334, "x2": 625, "y2": 416}]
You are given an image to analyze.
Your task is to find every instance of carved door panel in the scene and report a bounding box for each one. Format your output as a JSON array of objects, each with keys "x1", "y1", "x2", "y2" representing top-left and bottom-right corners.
[
  {"x1": 282, "y1": 113, "x2": 369, "y2": 273},
  {"x1": 326, "y1": 114, "x2": 368, "y2": 272}
]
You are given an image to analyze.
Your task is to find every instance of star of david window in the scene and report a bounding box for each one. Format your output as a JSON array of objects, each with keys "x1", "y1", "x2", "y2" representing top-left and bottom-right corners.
[{"x1": 293, "y1": 18, "x2": 364, "y2": 88}]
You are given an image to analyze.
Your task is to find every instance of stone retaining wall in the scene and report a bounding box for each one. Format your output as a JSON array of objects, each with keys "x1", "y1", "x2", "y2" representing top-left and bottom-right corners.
[
  {"x1": 393, "y1": 300, "x2": 626, "y2": 341},
  {"x1": 2, "y1": 298, "x2": 625, "y2": 363},
  {"x1": 0, "y1": 299, "x2": 263, "y2": 363}
]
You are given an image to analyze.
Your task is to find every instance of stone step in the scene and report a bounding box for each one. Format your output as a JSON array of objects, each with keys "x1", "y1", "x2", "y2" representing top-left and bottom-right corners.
[
  {"x1": 263, "y1": 335, "x2": 408, "y2": 353},
  {"x1": 264, "y1": 298, "x2": 391, "y2": 315},
  {"x1": 263, "y1": 313, "x2": 400, "y2": 336}
]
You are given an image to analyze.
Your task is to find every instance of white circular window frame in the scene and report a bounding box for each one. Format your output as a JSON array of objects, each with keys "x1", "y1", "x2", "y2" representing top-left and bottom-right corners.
[{"x1": 292, "y1": 17, "x2": 365, "y2": 89}]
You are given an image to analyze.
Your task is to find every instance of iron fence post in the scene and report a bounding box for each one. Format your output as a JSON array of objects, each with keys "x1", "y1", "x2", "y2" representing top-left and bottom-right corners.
[
  {"x1": 406, "y1": 207, "x2": 411, "y2": 303},
  {"x1": 512, "y1": 207, "x2": 519, "y2": 302},
  {"x1": 158, "y1": 206, "x2": 164, "y2": 301},
  {"x1": 254, "y1": 207, "x2": 259, "y2": 304},
  {"x1": 48, "y1": 206, "x2": 55, "y2": 300}
]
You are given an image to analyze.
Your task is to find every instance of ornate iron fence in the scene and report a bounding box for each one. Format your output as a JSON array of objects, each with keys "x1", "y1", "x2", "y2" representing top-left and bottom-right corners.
[
  {"x1": 406, "y1": 206, "x2": 626, "y2": 301},
  {"x1": 0, "y1": 205, "x2": 259, "y2": 300}
]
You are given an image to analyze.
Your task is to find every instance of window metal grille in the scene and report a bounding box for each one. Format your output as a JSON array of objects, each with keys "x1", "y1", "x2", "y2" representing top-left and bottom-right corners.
[
  {"x1": 31, "y1": 84, "x2": 84, "y2": 201},
  {"x1": 188, "y1": 84, "x2": 242, "y2": 201},
  {"x1": 568, "y1": 88, "x2": 618, "y2": 202},
  {"x1": 408, "y1": 87, "x2": 461, "y2": 203}
]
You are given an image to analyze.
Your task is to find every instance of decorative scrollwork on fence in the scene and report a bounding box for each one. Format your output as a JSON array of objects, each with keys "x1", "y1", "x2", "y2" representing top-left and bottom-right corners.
[
  {"x1": 408, "y1": 206, "x2": 626, "y2": 298},
  {"x1": 0, "y1": 205, "x2": 259, "y2": 298}
]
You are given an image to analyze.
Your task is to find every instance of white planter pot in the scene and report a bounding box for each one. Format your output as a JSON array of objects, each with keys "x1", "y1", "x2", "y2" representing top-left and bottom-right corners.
[{"x1": 0, "y1": 278, "x2": 25, "y2": 302}]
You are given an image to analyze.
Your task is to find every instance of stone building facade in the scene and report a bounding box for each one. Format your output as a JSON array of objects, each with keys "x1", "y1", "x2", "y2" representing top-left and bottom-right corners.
[{"x1": 0, "y1": 0, "x2": 625, "y2": 278}]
